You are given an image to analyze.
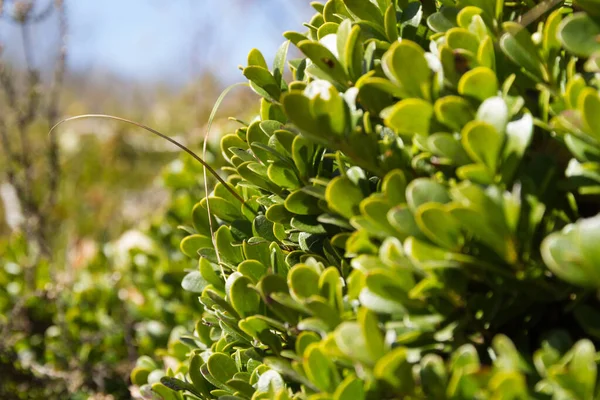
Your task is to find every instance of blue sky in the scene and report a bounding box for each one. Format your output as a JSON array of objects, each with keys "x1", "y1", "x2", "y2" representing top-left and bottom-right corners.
[{"x1": 2, "y1": 1, "x2": 312, "y2": 86}]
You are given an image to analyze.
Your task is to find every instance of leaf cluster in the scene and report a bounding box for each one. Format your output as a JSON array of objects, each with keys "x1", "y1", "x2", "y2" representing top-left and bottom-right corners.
[{"x1": 133, "y1": 1, "x2": 600, "y2": 399}]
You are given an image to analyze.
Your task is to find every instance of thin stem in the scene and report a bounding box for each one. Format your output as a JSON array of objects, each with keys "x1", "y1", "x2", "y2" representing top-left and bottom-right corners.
[
  {"x1": 43, "y1": 0, "x2": 67, "y2": 215},
  {"x1": 48, "y1": 114, "x2": 246, "y2": 204},
  {"x1": 16, "y1": 19, "x2": 40, "y2": 212},
  {"x1": 20, "y1": 22, "x2": 35, "y2": 72},
  {"x1": 518, "y1": 0, "x2": 564, "y2": 28}
]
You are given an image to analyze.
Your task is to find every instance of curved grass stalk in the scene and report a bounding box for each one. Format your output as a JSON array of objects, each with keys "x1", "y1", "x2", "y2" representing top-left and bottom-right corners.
[
  {"x1": 48, "y1": 114, "x2": 245, "y2": 205},
  {"x1": 202, "y1": 82, "x2": 249, "y2": 270}
]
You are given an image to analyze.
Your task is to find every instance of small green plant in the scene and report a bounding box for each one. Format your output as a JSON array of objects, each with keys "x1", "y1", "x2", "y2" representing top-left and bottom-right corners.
[{"x1": 131, "y1": 0, "x2": 600, "y2": 399}]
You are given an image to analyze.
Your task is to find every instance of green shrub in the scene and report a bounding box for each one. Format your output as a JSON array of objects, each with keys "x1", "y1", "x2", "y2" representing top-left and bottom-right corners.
[
  {"x1": 132, "y1": 1, "x2": 600, "y2": 399},
  {"x1": 0, "y1": 154, "x2": 213, "y2": 399}
]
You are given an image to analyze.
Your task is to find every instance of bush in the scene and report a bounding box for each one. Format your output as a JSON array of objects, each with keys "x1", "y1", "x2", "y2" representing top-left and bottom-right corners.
[
  {"x1": 0, "y1": 153, "x2": 214, "y2": 399},
  {"x1": 132, "y1": 1, "x2": 600, "y2": 399}
]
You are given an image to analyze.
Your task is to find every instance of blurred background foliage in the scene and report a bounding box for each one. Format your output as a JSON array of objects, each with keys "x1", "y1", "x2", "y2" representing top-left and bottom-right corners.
[{"x1": 0, "y1": 0, "x2": 311, "y2": 398}]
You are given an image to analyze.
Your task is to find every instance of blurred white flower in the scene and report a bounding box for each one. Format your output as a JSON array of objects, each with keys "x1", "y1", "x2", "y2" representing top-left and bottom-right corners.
[
  {"x1": 106, "y1": 229, "x2": 154, "y2": 267},
  {"x1": 319, "y1": 34, "x2": 339, "y2": 59},
  {"x1": 304, "y1": 79, "x2": 334, "y2": 101},
  {"x1": 0, "y1": 182, "x2": 24, "y2": 231}
]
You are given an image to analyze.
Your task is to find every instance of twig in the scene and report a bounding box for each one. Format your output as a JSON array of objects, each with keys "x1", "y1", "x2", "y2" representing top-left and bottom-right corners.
[
  {"x1": 518, "y1": 0, "x2": 564, "y2": 28},
  {"x1": 42, "y1": 0, "x2": 66, "y2": 215},
  {"x1": 1, "y1": 0, "x2": 55, "y2": 24},
  {"x1": 17, "y1": 17, "x2": 40, "y2": 197}
]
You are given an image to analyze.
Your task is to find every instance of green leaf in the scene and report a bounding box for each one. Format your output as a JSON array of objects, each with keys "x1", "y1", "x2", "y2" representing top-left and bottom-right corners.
[
  {"x1": 292, "y1": 135, "x2": 316, "y2": 179},
  {"x1": 238, "y1": 260, "x2": 268, "y2": 284},
  {"x1": 382, "y1": 98, "x2": 434, "y2": 136},
  {"x1": 359, "y1": 197, "x2": 400, "y2": 238},
  {"x1": 182, "y1": 271, "x2": 210, "y2": 293},
  {"x1": 384, "y1": 3, "x2": 399, "y2": 42},
  {"x1": 580, "y1": 87, "x2": 600, "y2": 141},
  {"x1": 446, "y1": 27, "x2": 480, "y2": 54},
  {"x1": 192, "y1": 202, "x2": 218, "y2": 237},
  {"x1": 387, "y1": 205, "x2": 425, "y2": 239},
  {"x1": 415, "y1": 203, "x2": 463, "y2": 250},
  {"x1": 333, "y1": 375, "x2": 365, "y2": 400},
  {"x1": 326, "y1": 176, "x2": 365, "y2": 219},
  {"x1": 180, "y1": 234, "x2": 212, "y2": 258},
  {"x1": 160, "y1": 377, "x2": 201, "y2": 397},
  {"x1": 458, "y1": 67, "x2": 498, "y2": 101},
  {"x1": 406, "y1": 178, "x2": 451, "y2": 212},
  {"x1": 319, "y1": 267, "x2": 343, "y2": 312},
  {"x1": 382, "y1": 40, "x2": 432, "y2": 99},
  {"x1": 334, "y1": 322, "x2": 373, "y2": 364},
  {"x1": 343, "y1": 0, "x2": 384, "y2": 26},
  {"x1": 373, "y1": 347, "x2": 414, "y2": 393},
  {"x1": 323, "y1": 0, "x2": 351, "y2": 23},
  {"x1": 298, "y1": 40, "x2": 349, "y2": 87},
  {"x1": 266, "y1": 204, "x2": 294, "y2": 224},
  {"x1": 130, "y1": 367, "x2": 151, "y2": 386},
  {"x1": 150, "y1": 383, "x2": 178, "y2": 400},
  {"x1": 248, "y1": 48, "x2": 268, "y2": 69},
  {"x1": 200, "y1": 257, "x2": 224, "y2": 289},
  {"x1": 207, "y1": 353, "x2": 239, "y2": 385},
  {"x1": 542, "y1": 9, "x2": 563, "y2": 58},
  {"x1": 226, "y1": 379, "x2": 256, "y2": 398},
  {"x1": 318, "y1": 23, "x2": 340, "y2": 40},
  {"x1": 358, "y1": 308, "x2": 386, "y2": 361},
  {"x1": 216, "y1": 226, "x2": 244, "y2": 264},
  {"x1": 202, "y1": 197, "x2": 244, "y2": 223},
  {"x1": 434, "y1": 96, "x2": 474, "y2": 132},
  {"x1": 558, "y1": 12, "x2": 600, "y2": 58},
  {"x1": 304, "y1": 79, "x2": 349, "y2": 137},
  {"x1": 478, "y1": 36, "x2": 495, "y2": 70},
  {"x1": 501, "y1": 112, "x2": 533, "y2": 182},
  {"x1": 268, "y1": 162, "x2": 302, "y2": 189},
  {"x1": 296, "y1": 331, "x2": 321, "y2": 356},
  {"x1": 273, "y1": 40, "x2": 291, "y2": 89},
  {"x1": 420, "y1": 354, "x2": 448, "y2": 399},
  {"x1": 365, "y1": 269, "x2": 413, "y2": 308},
  {"x1": 428, "y1": 133, "x2": 471, "y2": 165},
  {"x1": 288, "y1": 264, "x2": 320, "y2": 300},
  {"x1": 285, "y1": 189, "x2": 322, "y2": 215},
  {"x1": 282, "y1": 93, "x2": 322, "y2": 140},
  {"x1": 382, "y1": 169, "x2": 407, "y2": 204},
  {"x1": 449, "y1": 204, "x2": 516, "y2": 264},
  {"x1": 304, "y1": 344, "x2": 340, "y2": 392},
  {"x1": 456, "y1": 6, "x2": 482, "y2": 29},
  {"x1": 462, "y1": 120, "x2": 504, "y2": 173},
  {"x1": 243, "y1": 240, "x2": 272, "y2": 268},
  {"x1": 427, "y1": 7, "x2": 459, "y2": 33},
  {"x1": 244, "y1": 66, "x2": 281, "y2": 100},
  {"x1": 189, "y1": 355, "x2": 212, "y2": 398},
  {"x1": 552, "y1": 340, "x2": 597, "y2": 400},
  {"x1": 253, "y1": 215, "x2": 277, "y2": 242},
  {"x1": 456, "y1": 163, "x2": 494, "y2": 184},
  {"x1": 343, "y1": 24, "x2": 365, "y2": 83},
  {"x1": 229, "y1": 275, "x2": 261, "y2": 317},
  {"x1": 284, "y1": 31, "x2": 309, "y2": 46},
  {"x1": 500, "y1": 22, "x2": 546, "y2": 81}
]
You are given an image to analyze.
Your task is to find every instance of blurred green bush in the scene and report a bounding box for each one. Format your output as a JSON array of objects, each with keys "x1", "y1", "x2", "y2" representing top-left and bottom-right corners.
[{"x1": 1, "y1": 150, "x2": 211, "y2": 398}]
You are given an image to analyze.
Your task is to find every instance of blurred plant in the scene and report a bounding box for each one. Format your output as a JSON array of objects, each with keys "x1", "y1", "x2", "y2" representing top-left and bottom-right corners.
[
  {"x1": 0, "y1": 151, "x2": 224, "y2": 399},
  {"x1": 0, "y1": 1, "x2": 259, "y2": 397},
  {"x1": 0, "y1": 0, "x2": 67, "y2": 282}
]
